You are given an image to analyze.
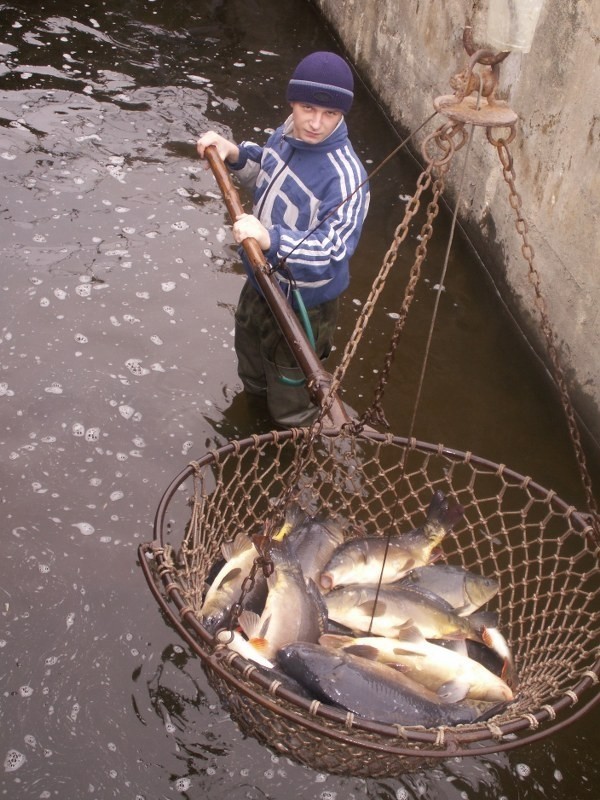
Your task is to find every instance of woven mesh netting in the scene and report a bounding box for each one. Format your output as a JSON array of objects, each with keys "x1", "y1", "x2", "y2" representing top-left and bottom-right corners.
[{"x1": 142, "y1": 429, "x2": 600, "y2": 777}]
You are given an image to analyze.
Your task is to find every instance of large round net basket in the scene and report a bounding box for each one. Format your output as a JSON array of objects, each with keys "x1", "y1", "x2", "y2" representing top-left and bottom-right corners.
[{"x1": 140, "y1": 428, "x2": 600, "y2": 777}]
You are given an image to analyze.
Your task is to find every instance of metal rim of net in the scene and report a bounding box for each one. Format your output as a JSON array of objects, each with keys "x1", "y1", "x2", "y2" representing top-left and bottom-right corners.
[{"x1": 139, "y1": 427, "x2": 600, "y2": 772}]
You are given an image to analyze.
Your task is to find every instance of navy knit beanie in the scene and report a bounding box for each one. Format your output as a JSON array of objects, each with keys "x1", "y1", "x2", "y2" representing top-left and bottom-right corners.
[{"x1": 286, "y1": 51, "x2": 354, "y2": 114}]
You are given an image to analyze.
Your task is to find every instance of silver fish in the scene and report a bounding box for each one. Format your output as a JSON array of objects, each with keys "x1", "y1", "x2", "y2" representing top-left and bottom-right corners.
[
  {"x1": 324, "y1": 583, "x2": 491, "y2": 643},
  {"x1": 320, "y1": 628, "x2": 513, "y2": 703},
  {"x1": 397, "y1": 563, "x2": 499, "y2": 616},
  {"x1": 200, "y1": 531, "x2": 267, "y2": 633},
  {"x1": 238, "y1": 539, "x2": 328, "y2": 660},
  {"x1": 276, "y1": 506, "x2": 345, "y2": 584},
  {"x1": 277, "y1": 641, "x2": 484, "y2": 727},
  {"x1": 320, "y1": 490, "x2": 463, "y2": 590}
]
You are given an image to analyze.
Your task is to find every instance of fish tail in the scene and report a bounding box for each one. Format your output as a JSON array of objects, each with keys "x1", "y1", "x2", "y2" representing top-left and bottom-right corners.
[
  {"x1": 482, "y1": 627, "x2": 518, "y2": 689},
  {"x1": 248, "y1": 637, "x2": 271, "y2": 654},
  {"x1": 500, "y1": 658, "x2": 519, "y2": 690},
  {"x1": 425, "y1": 490, "x2": 464, "y2": 537}
]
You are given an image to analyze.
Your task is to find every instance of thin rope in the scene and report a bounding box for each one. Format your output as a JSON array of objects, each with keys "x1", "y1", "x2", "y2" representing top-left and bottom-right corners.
[{"x1": 406, "y1": 120, "x2": 477, "y2": 441}]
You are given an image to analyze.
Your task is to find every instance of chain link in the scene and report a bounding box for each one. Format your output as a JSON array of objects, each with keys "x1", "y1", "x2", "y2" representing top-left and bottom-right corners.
[{"x1": 494, "y1": 138, "x2": 600, "y2": 538}]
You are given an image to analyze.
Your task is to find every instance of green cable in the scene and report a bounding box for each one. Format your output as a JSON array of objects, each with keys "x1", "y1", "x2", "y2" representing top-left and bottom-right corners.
[{"x1": 278, "y1": 288, "x2": 315, "y2": 387}]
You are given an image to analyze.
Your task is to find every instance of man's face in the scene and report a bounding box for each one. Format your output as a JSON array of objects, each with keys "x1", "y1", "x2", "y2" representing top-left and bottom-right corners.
[{"x1": 290, "y1": 102, "x2": 343, "y2": 144}]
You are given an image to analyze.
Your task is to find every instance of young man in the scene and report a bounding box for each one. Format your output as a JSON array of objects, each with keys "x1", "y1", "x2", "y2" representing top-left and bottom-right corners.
[{"x1": 197, "y1": 51, "x2": 370, "y2": 428}]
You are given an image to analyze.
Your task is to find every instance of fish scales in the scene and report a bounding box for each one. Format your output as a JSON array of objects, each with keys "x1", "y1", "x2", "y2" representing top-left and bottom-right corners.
[{"x1": 320, "y1": 490, "x2": 464, "y2": 590}]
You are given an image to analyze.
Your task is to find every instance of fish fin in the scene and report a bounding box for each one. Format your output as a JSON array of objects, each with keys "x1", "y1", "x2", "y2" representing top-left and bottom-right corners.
[
  {"x1": 247, "y1": 637, "x2": 271, "y2": 654},
  {"x1": 380, "y1": 661, "x2": 411, "y2": 674},
  {"x1": 469, "y1": 610, "x2": 499, "y2": 631},
  {"x1": 426, "y1": 490, "x2": 447, "y2": 522},
  {"x1": 340, "y1": 644, "x2": 381, "y2": 661},
  {"x1": 500, "y1": 659, "x2": 519, "y2": 690},
  {"x1": 319, "y1": 634, "x2": 354, "y2": 650},
  {"x1": 438, "y1": 679, "x2": 469, "y2": 703},
  {"x1": 439, "y1": 502, "x2": 465, "y2": 532},
  {"x1": 358, "y1": 600, "x2": 386, "y2": 618},
  {"x1": 394, "y1": 624, "x2": 426, "y2": 644},
  {"x1": 425, "y1": 490, "x2": 464, "y2": 534},
  {"x1": 238, "y1": 610, "x2": 262, "y2": 640},
  {"x1": 221, "y1": 531, "x2": 253, "y2": 561},
  {"x1": 306, "y1": 578, "x2": 329, "y2": 632},
  {"x1": 396, "y1": 618, "x2": 419, "y2": 636}
]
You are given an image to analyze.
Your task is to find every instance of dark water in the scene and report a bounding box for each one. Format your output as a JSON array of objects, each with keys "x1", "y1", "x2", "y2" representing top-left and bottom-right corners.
[{"x1": 2, "y1": 1, "x2": 599, "y2": 798}]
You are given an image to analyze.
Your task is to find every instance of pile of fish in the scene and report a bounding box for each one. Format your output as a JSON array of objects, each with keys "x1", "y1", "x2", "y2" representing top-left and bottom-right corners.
[{"x1": 200, "y1": 490, "x2": 517, "y2": 728}]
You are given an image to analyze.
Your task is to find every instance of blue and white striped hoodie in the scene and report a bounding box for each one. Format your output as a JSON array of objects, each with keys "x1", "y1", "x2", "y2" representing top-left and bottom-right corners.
[{"x1": 229, "y1": 115, "x2": 370, "y2": 309}]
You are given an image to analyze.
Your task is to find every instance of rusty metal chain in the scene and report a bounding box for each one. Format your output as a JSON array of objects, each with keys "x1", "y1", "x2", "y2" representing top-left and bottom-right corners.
[
  {"x1": 493, "y1": 135, "x2": 600, "y2": 537},
  {"x1": 330, "y1": 121, "x2": 466, "y2": 415},
  {"x1": 217, "y1": 553, "x2": 274, "y2": 639},
  {"x1": 328, "y1": 122, "x2": 466, "y2": 428}
]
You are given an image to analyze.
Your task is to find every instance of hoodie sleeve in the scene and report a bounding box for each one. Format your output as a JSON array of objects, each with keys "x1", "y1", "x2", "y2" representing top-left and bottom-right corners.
[{"x1": 228, "y1": 140, "x2": 263, "y2": 191}]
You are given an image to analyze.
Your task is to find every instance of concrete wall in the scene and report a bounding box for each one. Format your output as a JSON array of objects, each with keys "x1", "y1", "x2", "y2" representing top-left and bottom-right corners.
[{"x1": 312, "y1": 0, "x2": 600, "y2": 445}]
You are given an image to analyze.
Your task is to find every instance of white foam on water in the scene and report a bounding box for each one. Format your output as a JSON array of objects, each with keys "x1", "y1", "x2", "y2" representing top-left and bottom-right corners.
[
  {"x1": 4, "y1": 749, "x2": 26, "y2": 772},
  {"x1": 44, "y1": 383, "x2": 63, "y2": 394},
  {"x1": 125, "y1": 359, "x2": 149, "y2": 377},
  {"x1": 73, "y1": 522, "x2": 95, "y2": 535},
  {"x1": 85, "y1": 427, "x2": 100, "y2": 442},
  {"x1": 516, "y1": 763, "x2": 531, "y2": 778},
  {"x1": 161, "y1": 281, "x2": 176, "y2": 292}
]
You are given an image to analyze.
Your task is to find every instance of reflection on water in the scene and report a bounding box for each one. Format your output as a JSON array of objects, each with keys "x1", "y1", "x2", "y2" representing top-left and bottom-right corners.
[{"x1": 2, "y1": 1, "x2": 599, "y2": 798}]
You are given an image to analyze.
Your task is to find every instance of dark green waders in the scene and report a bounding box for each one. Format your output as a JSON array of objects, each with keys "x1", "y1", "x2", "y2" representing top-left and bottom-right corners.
[{"x1": 233, "y1": 281, "x2": 339, "y2": 428}]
